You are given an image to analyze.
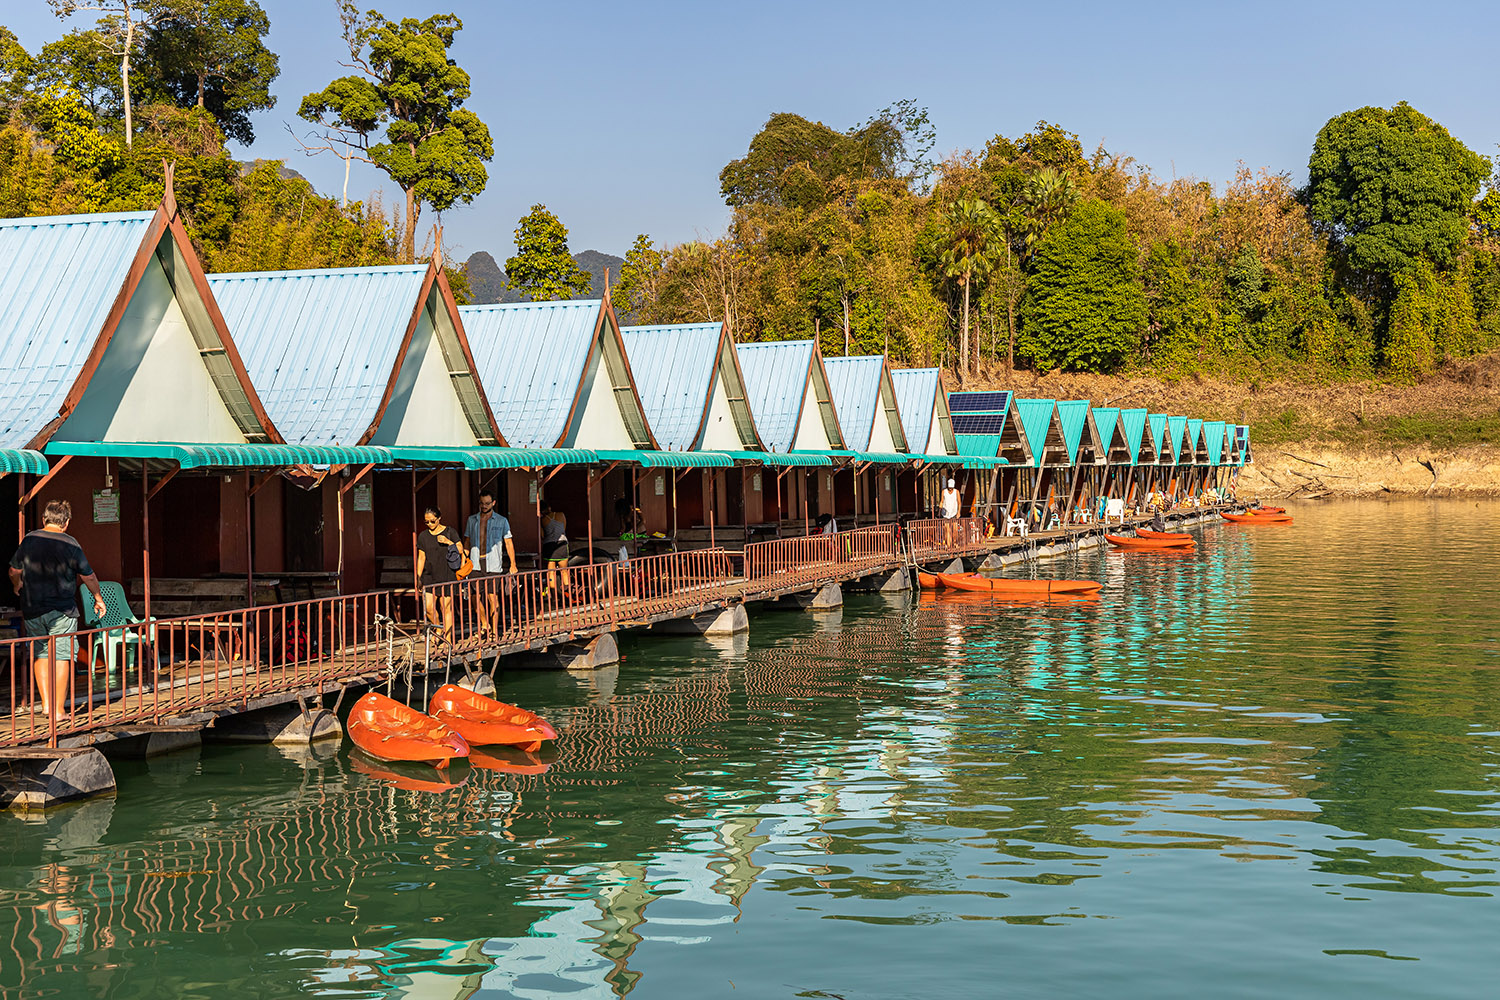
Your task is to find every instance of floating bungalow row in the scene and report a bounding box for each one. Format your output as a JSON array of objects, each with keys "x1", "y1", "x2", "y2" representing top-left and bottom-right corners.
[{"x1": 0, "y1": 201, "x2": 1252, "y2": 617}]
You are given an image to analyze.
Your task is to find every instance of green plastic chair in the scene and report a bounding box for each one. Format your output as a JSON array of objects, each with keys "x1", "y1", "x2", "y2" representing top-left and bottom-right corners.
[{"x1": 79, "y1": 582, "x2": 155, "y2": 675}]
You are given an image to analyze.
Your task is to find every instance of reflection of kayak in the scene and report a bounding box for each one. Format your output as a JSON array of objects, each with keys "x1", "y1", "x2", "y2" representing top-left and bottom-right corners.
[
  {"x1": 916, "y1": 571, "x2": 941, "y2": 589},
  {"x1": 350, "y1": 751, "x2": 469, "y2": 792},
  {"x1": 936, "y1": 573, "x2": 1101, "y2": 594},
  {"x1": 1136, "y1": 528, "x2": 1192, "y2": 541},
  {"x1": 348, "y1": 691, "x2": 469, "y2": 767},
  {"x1": 427, "y1": 684, "x2": 557, "y2": 751},
  {"x1": 469, "y1": 745, "x2": 554, "y2": 775},
  {"x1": 1222, "y1": 511, "x2": 1293, "y2": 524},
  {"x1": 1106, "y1": 534, "x2": 1195, "y2": 549}
]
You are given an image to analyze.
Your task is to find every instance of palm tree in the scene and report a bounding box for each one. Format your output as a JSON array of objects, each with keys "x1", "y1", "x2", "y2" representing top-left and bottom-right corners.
[
  {"x1": 940, "y1": 199, "x2": 1000, "y2": 382},
  {"x1": 1020, "y1": 167, "x2": 1078, "y2": 257}
]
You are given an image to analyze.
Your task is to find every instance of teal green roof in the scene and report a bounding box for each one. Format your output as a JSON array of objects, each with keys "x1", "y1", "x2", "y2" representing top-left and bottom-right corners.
[
  {"x1": 0, "y1": 450, "x2": 50, "y2": 475},
  {"x1": 825, "y1": 450, "x2": 911, "y2": 465},
  {"x1": 955, "y1": 433, "x2": 1001, "y2": 457},
  {"x1": 1186, "y1": 418, "x2": 1205, "y2": 464},
  {"x1": 594, "y1": 449, "x2": 733, "y2": 468},
  {"x1": 1014, "y1": 399, "x2": 1059, "y2": 468},
  {"x1": 1090, "y1": 406, "x2": 1123, "y2": 462},
  {"x1": 1149, "y1": 414, "x2": 1173, "y2": 464},
  {"x1": 1168, "y1": 417, "x2": 1189, "y2": 465},
  {"x1": 43, "y1": 441, "x2": 393, "y2": 469},
  {"x1": 1202, "y1": 421, "x2": 1227, "y2": 467},
  {"x1": 1055, "y1": 400, "x2": 1091, "y2": 464},
  {"x1": 726, "y1": 450, "x2": 831, "y2": 467},
  {"x1": 1118, "y1": 408, "x2": 1149, "y2": 466},
  {"x1": 383, "y1": 446, "x2": 595, "y2": 469},
  {"x1": 917, "y1": 453, "x2": 965, "y2": 464}
]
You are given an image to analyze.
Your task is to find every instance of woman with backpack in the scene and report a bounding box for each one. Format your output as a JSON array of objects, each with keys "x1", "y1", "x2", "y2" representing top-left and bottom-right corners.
[{"x1": 415, "y1": 506, "x2": 462, "y2": 646}]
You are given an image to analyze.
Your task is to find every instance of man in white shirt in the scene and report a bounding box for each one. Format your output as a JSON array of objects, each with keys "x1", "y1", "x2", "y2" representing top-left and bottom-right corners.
[{"x1": 941, "y1": 479, "x2": 961, "y2": 519}]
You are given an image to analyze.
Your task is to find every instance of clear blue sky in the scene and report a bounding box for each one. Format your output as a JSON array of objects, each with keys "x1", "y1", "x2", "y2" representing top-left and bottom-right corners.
[{"x1": 8, "y1": 1, "x2": 1497, "y2": 265}]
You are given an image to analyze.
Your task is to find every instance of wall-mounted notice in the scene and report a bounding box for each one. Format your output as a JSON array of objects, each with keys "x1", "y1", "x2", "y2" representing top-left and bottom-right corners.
[
  {"x1": 92, "y1": 489, "x2": 119, "y2": 524},
  {"x1": 655, "y1": 474, "x2": 665, "y2": 496},
  {"x1": 352, "y1": 483, "x2": 373, "y2": 512},
  {"x1": 752, "y1": 473, "x2": 762, "y2": 492}
]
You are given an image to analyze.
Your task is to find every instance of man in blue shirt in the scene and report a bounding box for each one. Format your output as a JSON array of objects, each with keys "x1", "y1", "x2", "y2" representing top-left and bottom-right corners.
[
  {"x1": 464, "y1": 489, "x2": 516, "y2": 639},
  {"x1": 8, "y1": 500, "x2": 107, "y2": 722}
]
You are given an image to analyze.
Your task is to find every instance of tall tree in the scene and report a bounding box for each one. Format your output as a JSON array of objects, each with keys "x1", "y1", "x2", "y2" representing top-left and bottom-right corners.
[
  {"x1": 48, "y1": 0, "x2": 175, "y2": 147},
  {"x1": 1018, "y1": 200, "x2": 1146, "y2": 373},
  {"x1": 1307, "y1": 102, "x2": 1488, "y2": 282},
  {"x1": 613, "y1": 234, "x2": 665, "y2": 322},
  {"x1": 505, "y1": 204, "x2": 590, "y2": 302},
  {"x1": 939, "y1": 199, "x2": 999, "y2": 380},
  {"x1": 141, "y1": 0, "x2": 279, "y2": 146},
  {"x1": 299, "y1": 3, "x2": 492, "y2": 262}
]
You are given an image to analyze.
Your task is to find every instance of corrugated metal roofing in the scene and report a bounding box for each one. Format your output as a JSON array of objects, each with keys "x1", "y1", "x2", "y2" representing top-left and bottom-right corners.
[
  {"x1": 208, "y1": 266, "x2": 427, "y2": 446},
  {"x1": 1168, "y1": 416, "x2": 1188, "y2": 465},
  {"x1": 1149, "y1": 414, "x2": 1173, "y2": 464},
  {"x1": 1013, "y1": 399, "x2": 1059, "y2": 468},
  {"x1": 1091, "y1": 406, "x2": 1120, "y2": 459},
  {"x1": 460, "y1": 300, "x2": 604, "y2": 448},
  {"x1": 381, "y1": 446, "x2": 595, "y2": 468},
  {"x1": 735, "y1": 340, "x2": 816, "y2": 453},
  {"x1": 1186, "y1": 418, "x2": 1205, "y2": 463},
  {"x1": 724, "y1": 450, "x2": 831, "y2": 467},
  {"x1": 1118, "y1": 408, "x2": 1149, "y2": 465},
  {"x1": 822, "y1": 356, "x2": 888, "y2": 452},
  {"x1": 44, "y1": 440, "x2": 392, "y2": 469},
  {"x1": 1203, "y1": 421, "x2": 1227, "y2": 466},
  {"x1": 955, "y1": 433, "x2": 1002, "y2": 457},
  {"x1": 890, "y1": 368, "x2": 940, "y2": 453},
  {"x1": 0, "y1": 450, "x2": 51, "y2": 475},
  {"x1": 1055, "y1": 400, "x2": 1091, "y2": 464},
  {"x1": 595, "y1": 449, "x2": 733, "y2": 468},
  {"x1": 0, "y1": 211, "x2": 158, "y2": 449},
  {"x1": 620, "y1": 323, "x2": 721, "y2": 451}
]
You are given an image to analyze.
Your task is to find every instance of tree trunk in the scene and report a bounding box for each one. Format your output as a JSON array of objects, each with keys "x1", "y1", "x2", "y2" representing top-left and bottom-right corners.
[
  {"x1": 122, "y1": 19, "x2": 134, "y2": 148},
  {"x1": 842, "y1": 292, "x2": 850, "y2": 356},
  {"x1": 403, "y1": 186, "x2": 418, "y2": 264},
  {"x1": 960, "y1": 277, "x2": 971, "y2": 384}
]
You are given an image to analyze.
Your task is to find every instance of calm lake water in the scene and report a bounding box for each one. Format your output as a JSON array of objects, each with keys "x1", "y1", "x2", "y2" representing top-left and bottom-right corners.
[{"x1": 3, "y1": 500, "x2": 1498, "y2": 999}]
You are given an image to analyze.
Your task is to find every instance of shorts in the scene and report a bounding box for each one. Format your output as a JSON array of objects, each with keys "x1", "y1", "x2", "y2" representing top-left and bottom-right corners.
[
  {"x1": 544, "y1": 540, "x2": 570, "y2": 563},
  {"x1": 25, "y1": 610, "x2": 80, "y2": 662}
]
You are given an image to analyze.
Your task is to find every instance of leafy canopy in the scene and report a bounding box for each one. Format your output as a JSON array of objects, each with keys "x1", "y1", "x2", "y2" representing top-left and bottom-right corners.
[
  {"x1": 1306, "y1": 102, "x2": 1489, "y2": 278},
  {"x1": 505, "y1": 204, "x2": 591, "y2": 302},
  {"x1": 140, "y1": 0, "x2": 280, "y2": 146},
  {"x1": 1018, "y1": 200, "x2": 1146, "y2": 373}
]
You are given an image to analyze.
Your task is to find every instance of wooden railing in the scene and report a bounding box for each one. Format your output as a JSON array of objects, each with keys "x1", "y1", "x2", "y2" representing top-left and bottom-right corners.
[
  {"x1": 905, "y1": 517, "x2": 990, "y2": 561},
  {"x1": 742, "y1": 524, "x2": 900, "y2": 597}
]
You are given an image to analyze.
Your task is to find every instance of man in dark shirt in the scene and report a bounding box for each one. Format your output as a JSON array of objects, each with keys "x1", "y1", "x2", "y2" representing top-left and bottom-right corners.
[{"x1": 8, "y1": 500, "x2": 107, "y2": 722}]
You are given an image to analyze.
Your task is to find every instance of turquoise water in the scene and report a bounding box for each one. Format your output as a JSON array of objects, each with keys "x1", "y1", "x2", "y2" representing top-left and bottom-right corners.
[{"x1": 2, "y1": 500, "x2": 1498, "y2": 998}]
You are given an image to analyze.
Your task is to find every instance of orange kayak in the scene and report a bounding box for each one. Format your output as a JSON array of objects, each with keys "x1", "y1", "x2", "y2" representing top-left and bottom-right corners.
[
  {"x1": 916, "y1": 571, "x2": 941, "y2": 589},
  {"x1": 1106, "y1": 534, "x2": 1195, "y2": 549},
  {"x1": 936, "y1": 573, "x2": 1102, "y2": 595},
  {"x1": 1136, "y1": 528, "x2": 1193, "y2": 540},
  {"x1": 427, "y1": 684, "x2": 557, "y2": 751},
  {"x1": 1222, "y1": 512, "x2": 1293, "y2": 524},
  {"x1": 347, "y1": 691, "x2": 470, "y2": 767},
  {"x1": 350, "y1": 752, "x2": 469, "y2": 791}
]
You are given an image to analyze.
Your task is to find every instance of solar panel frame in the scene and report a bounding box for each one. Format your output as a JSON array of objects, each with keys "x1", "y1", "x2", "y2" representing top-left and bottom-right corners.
[
  {"x1": 951, "y1": 412, "x2": 1009, "y2": 434},
  {"x1": 948, "y1": 391, "x2": 1011, "y2": 412}
]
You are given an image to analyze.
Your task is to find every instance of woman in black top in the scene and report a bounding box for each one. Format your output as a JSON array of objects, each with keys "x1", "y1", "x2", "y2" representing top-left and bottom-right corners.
[{"x1": 415, "y1": 506, "x2": 460, "y2": 644}]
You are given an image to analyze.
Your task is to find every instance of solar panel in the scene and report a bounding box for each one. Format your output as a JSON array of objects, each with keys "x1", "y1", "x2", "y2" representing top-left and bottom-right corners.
[
  {"x1": 948, "y1": 391, "x2": 1011, "y2": 412},
  {"x1": 1235, "y1": 426, "x2": 1247, "y2": 444},
  {"x1": 952, "y1": 412, "x2": 1009, "y2": 434}
]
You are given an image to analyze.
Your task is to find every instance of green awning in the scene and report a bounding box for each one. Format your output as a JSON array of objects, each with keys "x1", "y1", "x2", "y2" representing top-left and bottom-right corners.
[
  {"x1": 824, "y1": 450, "x2": 914, "y2": 465},
  {"x1": 914, "y1": 453, "x2": 964, "y2": 464},
  {"x1": 594, "y1": 450, "x2": 734, "y2": 468},
  {"x1": 729, "y1": 450, "x2": 831, "y2": 467},
  {"x1": 382, "y1": 446, "x2": 597, "y2": 469},
  {"x1": 0, "y1": 449, "x2": 51, "y2": 475},
  {"x1": 961, "y1": 456, "x2": 1011, "y2": 470},
  {"x1": 43, "y1": 441, "x2": 394, "y2": 469}
]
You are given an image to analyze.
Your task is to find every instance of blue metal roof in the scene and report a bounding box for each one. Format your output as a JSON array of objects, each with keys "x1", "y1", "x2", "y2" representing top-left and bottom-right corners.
[
  {"x1": 208, "y1": 266, "x2": 427, "y2": 446},
  {"x1": 890, "y1": 368, "x2": 941, "y2": 453},
  {"x1": 822, "y1": 356, "x2": 887, "y2": 452},
  {"x1": 460, "y1": 300, "x2": 604, "y2": 448},
  {"x1": 620, "y1": 323, "x2": 721, "y2": 450},
  {"x1": 0, "y1": 211, "x2": 158, "y2": 450},
  {"x1": 1118, "y1": 408, "x2": 1149, "y2": 466},
  {"x1": 735, "y1": 340, "x2": 817, "y2": 453}
]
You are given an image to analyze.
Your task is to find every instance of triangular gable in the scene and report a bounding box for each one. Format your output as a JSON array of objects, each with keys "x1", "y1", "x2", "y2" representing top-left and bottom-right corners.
[
  {"x1": 2, "y1": 206, "x2": 277, "y2": 449},
  {"x1": 890, "y1": 368, "x2": 958, "y2": 456},
  {"x1": 1089, "y1": 406, "x2": 1134, "y2": 464},
  {"x1": 1055, "y1": 400, "x2": 1105, "y2": 466},
  {"x1": 211, "y1": 263, "x2": 497, "y2": 447},
  {"x1": 621, "y1": 321, "x2": 761, "y2": 451},
  {"x1": 1187, "y1": 418, "x2": 1208, "y2": 464},
  {"x1": 823, "y1": 355, "x2": 908, "y2": 453},
  {"x1": 1167, "y1": 416, "x2": 1189, "y2": 466},
  {"x1": 1118, "y1": 408, "x2": 1152, "y2": 466},
  {"x1": 1014, "y1": 399, "x2": 1069, "y2": 467},
  {"x1": 736, "y1": 340, "x2": 843, "y2": 453},
  {"x1": 461, "y1": 297, "x2": 655, "y2": 449},
  {"x1": 1149, "y1": 414, "x2": 1173, "y2": 464},
  {"x1": 1202, "y1": 421, "x2": 1228, "y2": 467}
]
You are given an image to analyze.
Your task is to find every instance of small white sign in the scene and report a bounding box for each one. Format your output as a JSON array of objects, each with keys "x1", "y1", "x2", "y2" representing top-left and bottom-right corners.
[
  {"x1": 351, "y1": 483, "x2": 372, "y2": 512},
  {"x1": 529, "y1": 479, "x2": 539, "y2": 504},
  {"x1": 752, "y1": 473, "x2": 762, "y2": 492},
  {"x1": 654, "y1": 474, "x2": 665, "y2": 496}
]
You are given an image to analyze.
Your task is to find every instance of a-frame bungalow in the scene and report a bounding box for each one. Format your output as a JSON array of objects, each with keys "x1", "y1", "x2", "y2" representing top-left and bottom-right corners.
[
  {"x1": 822, "y1": 355, "x2": 909, "y2": 525},
  {"x1": 1087, "y1": 406, "x2": 1137, "y2": 509},
  {"x1": 620, "y1": 321, "x2": 766, "y2": 544},
  {"x1": 1054, "y1": 400, "x2": 1107, "y2": 519},
  {"x1": 0, "y1": 199, "x2": 307, "y2": 617},
  {"x1": 889, "y1": 367, "x2": 960, "y2": 516},
  {"x1": 461, "y1": 296, "x2": 666, "y2": 559},
  {"x1": 208, "y1": 260, "x2": 500, "y2": 594},
  {"x1": 946, "y1": 391, "x2": 1032, "y2": 523},
  {"x1": 1010, "y1": 399, "x2": 1071, "y2": 524},
  {"x1": 734, "y1": 340, "x2": 842, "y2": 532},
  {"x1": 1115, "y1": 408, "x2": 1156, "y2": 504}
]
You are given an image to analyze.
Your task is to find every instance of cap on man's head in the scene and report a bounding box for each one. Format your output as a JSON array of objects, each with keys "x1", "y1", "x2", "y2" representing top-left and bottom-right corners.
[{"x1": 947, "y1": 479, "x2": 955, "y2": 488}]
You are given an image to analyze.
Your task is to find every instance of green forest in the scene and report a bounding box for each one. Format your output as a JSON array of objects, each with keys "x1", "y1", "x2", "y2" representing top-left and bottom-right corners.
[{"x1": 4, "y1": 3, "x2": 1499, "y2": 385}]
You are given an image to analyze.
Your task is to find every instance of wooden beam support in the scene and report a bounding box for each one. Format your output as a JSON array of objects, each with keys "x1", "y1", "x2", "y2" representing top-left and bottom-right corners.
[
  {"x1": 19, "y1": 455, "x2": 72, "y2": 506},
  {"x1": 145, "y1": 467, "x2": 180, "y2": 503}
]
